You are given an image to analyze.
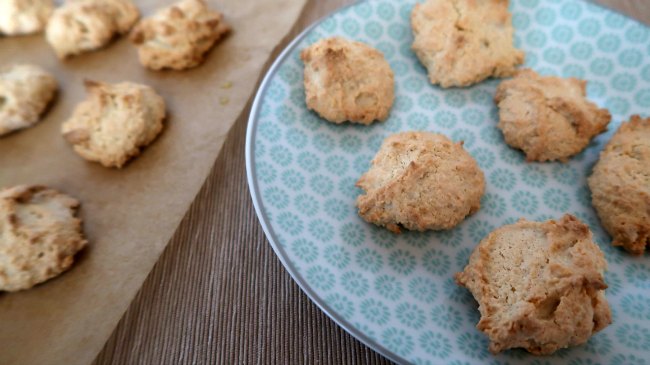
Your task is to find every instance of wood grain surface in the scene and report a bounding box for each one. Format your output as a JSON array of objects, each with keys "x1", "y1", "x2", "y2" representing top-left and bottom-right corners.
[{"x1": 95, "y1": 1, "x2": 648, "y2": 364}]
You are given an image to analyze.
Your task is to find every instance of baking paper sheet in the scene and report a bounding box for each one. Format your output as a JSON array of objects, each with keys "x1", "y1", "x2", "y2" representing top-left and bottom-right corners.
[{"x1": 0, "y1": 0, "x2": 307, "y2": 363}]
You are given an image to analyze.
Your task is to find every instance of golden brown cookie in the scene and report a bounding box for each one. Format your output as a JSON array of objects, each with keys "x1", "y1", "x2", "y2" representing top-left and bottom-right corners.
[
  {"x1": 129, "y1": 0, "x2": 230, "y2": 70},
  {"x1": 495, "y1": 69, "x2": 611, "y2": 162},
  {"x1": 301, "y1": 37, "x2": 395, "y2": 125},
  {"x1": 0, "y1": 0, "x2": 53, "y2": 35},
  {"x1": 45, "y1": 0, "x2": 139, "y2": 58},
  {"x1": 0, "y1": 185, "x2": 87, "y2": 292},
  {"x1": 456, "y1": 214, "x2": 612, "y2": 355},
  {"x1": 411, "y1": 0, "x2": 524, "y2": 88},
  {"x1": 588, "y1": 115, "x2": 650, "y2": 255},
  {"x1": 0, "y1": 64, "x2": 57, "y2": 137},
  {"x1": 61, "y1": 80, "x2": 166, "y2": 168},
  {"x1": 356, "y1": 131, "x2": 484, "y2": 233}
]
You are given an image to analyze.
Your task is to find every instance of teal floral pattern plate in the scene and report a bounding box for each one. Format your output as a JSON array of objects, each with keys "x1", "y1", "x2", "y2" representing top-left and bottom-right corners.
[{"x1": 245, "y1": 1, "x2": 650, "y2": 363}]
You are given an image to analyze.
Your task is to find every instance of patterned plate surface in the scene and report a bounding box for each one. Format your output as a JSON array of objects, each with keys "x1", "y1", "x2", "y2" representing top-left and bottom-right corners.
[{"x1": 246, "y1": 1, "x2": 650, "y2": 363}]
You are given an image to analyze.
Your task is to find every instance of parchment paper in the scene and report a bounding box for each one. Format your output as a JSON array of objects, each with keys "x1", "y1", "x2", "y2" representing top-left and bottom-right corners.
[{"x1": 0, "y1": 0, "x2": 307, "y2": 363}]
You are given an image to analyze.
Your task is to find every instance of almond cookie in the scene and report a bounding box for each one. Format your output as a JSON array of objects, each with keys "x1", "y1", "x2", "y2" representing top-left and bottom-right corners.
[
  {"x1": 356, "y1": 131, "x2": 484, "y2": 233},
  {"x1": 45, "y1": 0, "x2": 139, "y2": 58},
  {"x1": 0, "y1": 0, "x2": 53, "y2": 35},
  {"x1": 0, "y1": 64, "x2": 57, "y2": 137},
  {"x1": 301, "y1": 37, "x2": 395, "y2": 125},
  {"x1": 495, "y1": 69, "x2": 611, "y2": 162},
  {"x1": 129, "y1": 0, "x2": 230, "y2": 70},
  {"x1": 411, "y1": 0, "x2": 524, "y2": 88},
  {"x1": 456, "y1": 214, "x2": 612, "y2": 355},
  {"x1": 0, "y1": 185, "x2": 87, "y2": 292},
  {"x1": 588, "y1": 115, "x2": 650, "y2": 255},
  {"x1": 61, "y1": 80, "x2": 166, "y2": 168}
]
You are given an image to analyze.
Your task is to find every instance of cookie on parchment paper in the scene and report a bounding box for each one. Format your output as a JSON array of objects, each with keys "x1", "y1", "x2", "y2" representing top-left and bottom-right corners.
[
  {"x1": 0, "y1": 64, "x2": 57, "y2": 137},
  {"x1": 61, "y1": 80, "x2": 166, "y2": 168},
  {"x1": 495, "y1": 69, "x2": 611, "y2": 162},
  {"x1": 0, "y1": 0, "x2": 53, "y2": 36},
  {"x1": 45, "y1": 0, "x2": 139, "y2": 58},
  {"x1": 456, "y1": 214, "x2": 612, "y2": 355},
  {"x1": 129, "y1": 0, "x2": 230, "y2": 70},
  {"x1": 0, "y1": 185, "x2": 87, "y2": 292},
  {"x1": 356, "y1": 131, "x2": 485, "y2": 233},
  {"x1": 411, "y1": 0, "x2": 524, "y2": 88},
  {"x1": 301, "y1": 37, "x2": 395, "y2": 125},
  {"x1": 588, "y1": 115, "x2": 650, "y2": 255}
]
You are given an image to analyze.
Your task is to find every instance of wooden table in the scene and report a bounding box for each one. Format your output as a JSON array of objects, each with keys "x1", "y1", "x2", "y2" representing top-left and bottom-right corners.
[{"x1": 95, "y1": 1, "x2": 648, "y2": 363}]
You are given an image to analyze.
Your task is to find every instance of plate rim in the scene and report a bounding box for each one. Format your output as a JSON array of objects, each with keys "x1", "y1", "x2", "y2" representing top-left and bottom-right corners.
[{"x1": 244, "y1": 2, "x2": 411, "y2": 364}]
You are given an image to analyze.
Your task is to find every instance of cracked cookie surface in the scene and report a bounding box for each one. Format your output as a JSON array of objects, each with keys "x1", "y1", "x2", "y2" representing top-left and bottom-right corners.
[
  {"x1": 411, "y1": 0, "x2": 524, "y2": 88},
  {"x1": 356, "y1": 131, "x2": 484, "y2": 233},
  {"x1": 0, "y1": 64, "x2": 57, "y2": 136},
  {"x1": 0, "y1": 185, "x2": 87, "y2": 292},
  {"x1": 456, "y1": 214, "x2": 612, "y2": 355},
  {"x1": 61, "y1": 80, "x2": 166, "y2": 168},
  {"x1": 495, "y1": 69, "x2": 611, "y2": 162},
  {"x1": 588, "y1": 115, "x2": 650, "y2": 255},
  {"x1": 129, "y1": 0, "x2": 229, "y2": 70},
  {"x1": 46, "y1": 0, "x2": 139, "y2": 58},
  {"x1": 301, "y1": 37, "x2": 394, "y2": 125}
]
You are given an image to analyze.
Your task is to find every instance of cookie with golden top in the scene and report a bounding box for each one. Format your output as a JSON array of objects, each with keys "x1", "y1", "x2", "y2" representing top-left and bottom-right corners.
[
  {"x1": 46, "y1": 0, "x2": 139, "y2": 58},
  {"x1": 130, "y1": 0, "x2": 230, "y2": 70},
  {"x1": 411, "y1": 0, "x2": 524, "y2": 88},
  {"x1": 61, "y1": 80, "x2": 166, "y2": 168},
  {"x1": 356, "y1": 131, "x2": 484, "y2": 233},
  {"x1": 588, "y1": 115, "x2": 650, "y2": 255},
  {"x1": 456, "y1": 214, "x2": 612, "y2": 355},
  {"x1": 0, "y1": 185, "x2": 87, "y2": 292},
  {"x1": 0, "y1": 0, "x2": 53, "y2": 35},
  {"x1": 301, "y1": 37, "x2": 395, "y2": 125},
  {"x1": 495, "y1": 69, "x2": 611, "y2": 162},
  {"x1": 0, "y1": 64, "x2": 57, "y2": 136}
]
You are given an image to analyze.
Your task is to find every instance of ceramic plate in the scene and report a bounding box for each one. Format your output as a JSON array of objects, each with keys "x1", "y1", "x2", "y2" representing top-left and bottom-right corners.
[{"x1": 246, "y1": 1, "x2": 650, "y2": 363}]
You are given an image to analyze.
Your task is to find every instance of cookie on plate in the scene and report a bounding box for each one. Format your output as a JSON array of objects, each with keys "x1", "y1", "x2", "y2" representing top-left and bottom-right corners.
[
  {"x1": 301, "y1": 37, "x2": 395, "y2": 125},
  {"x1": 356, "y1": 131, "x2": 484, "y2": 233},
  {"x1": 0, "y1": 0, "x2": 53, "y2": 35},
  {"x1": 495, "y1": 69, "x2": 611, "y2": 162},
  {"x1": 411, "y1": 0, "x2": 524, "y2": 88},
  {"x1": 61, "y1": 80, "x2": 166, "y2": 168},
  {"x1": 456, "y1": 214, "x2": 612, "y2": 355},
  {"x1": 129, "y1": 0, "x2": 230, "y2": 70},
  {"x1": 588, "y1": 115, "x2": 650, "y2": 255},
  {"x1": 0, "y1": 185, "x2": 87, "y2": 292},
  {"x1": 0, "y1": 64, "x2": 57, "y2": 137},
  {"x1": 46, "y1": 0, "x2": 139, "y2": 58}
]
